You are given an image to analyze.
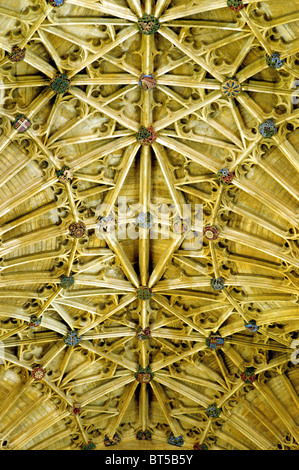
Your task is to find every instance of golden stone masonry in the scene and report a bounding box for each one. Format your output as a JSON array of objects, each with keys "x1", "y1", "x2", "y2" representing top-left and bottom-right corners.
[{"x1": 0, "y1": 0, "x2": 298, "y2": 451}]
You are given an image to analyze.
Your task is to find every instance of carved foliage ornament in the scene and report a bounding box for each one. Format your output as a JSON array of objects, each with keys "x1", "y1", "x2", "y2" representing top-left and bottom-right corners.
[
  {"x1": 227, "y1": 0, "x2": 245, "y2": 11},
  {"x1": 64, "y1": 329, "x2": 82, "y2": 347},
  {"x1": 220, "y1": 78, "x2": 241, "y2": 98},
  {"x1": 9, "y1": 45, "x2": 26, "y2": 62},
  {"x1": 137, "y1": 14, "x2": 160, "y2": 35},
  {"x1": 81, "y1": 441, "x2": 96, "y2": 450},
  {"x1": 69, "y1": 402, "x2": 81, "y2": 415},
  {"x1": 50, "y1": 73, "x2": 70, "y2": 94},
  {"x1": 32, "y1": 367, "x2": 46, "y2": 381},
  {"x1": 167, "y1": 433, "x2": 184, "y2": 447},
  {"x1": 206, "y1": 403, "x2": 222, "y2": 418},
  {"x1": 194, "y1": 442, "x2": 208, "y2": 450},
  {"x1": 259, "y1": 119, "x2": 278, "y2": 138},
  {"x1": 60, "y1": 275, "x2": 75, "y2": 288},
  {"x1": 69, "y1": 221, "x2": 86, "y2": 238},
  {"x1": 71, "y1": 406, "x2": 81, "y2": 415},
  {"x1": 47, "y1": 0, "x2": 65, "y2": 6},
  {"x1": 217, "y1": 168, "x2": 234, "y2": 185},
  {"x1": 136, "y1": 326, "x2": 151, "y2": 340},
  {"x1": 104, "y1": 434, "x2": 121, "y2": 447},
  {"x1": 136, "y1": 430, "x2": 152, "y2": 440},
  {"x1": 210, "y1": 277, "x2": 225, "y2": 291},
  {"x1": 136, "y1": 126, "x2": 157, "y2": 145},
  {"x1": 137, "y1": 286, "x2": 153, "y2": 300},
  {"x1": 266, "y1": 52, "x2": 284, "y2": 69}
]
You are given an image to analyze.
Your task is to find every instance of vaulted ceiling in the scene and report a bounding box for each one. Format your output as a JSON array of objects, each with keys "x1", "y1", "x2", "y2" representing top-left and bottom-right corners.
[{"x1": 0, "y1": 0, "x2": 298, "y2": 451}]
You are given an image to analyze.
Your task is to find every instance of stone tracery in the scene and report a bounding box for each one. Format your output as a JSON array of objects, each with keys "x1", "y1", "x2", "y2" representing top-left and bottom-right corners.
[{"x1": 0, "y1": 0, "x2": 298, "y2": 451}]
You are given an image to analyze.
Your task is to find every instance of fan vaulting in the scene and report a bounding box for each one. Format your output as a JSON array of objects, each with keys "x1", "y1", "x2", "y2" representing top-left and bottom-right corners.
[{"x1": 0, "y1": 0, "x2": 298, "y2": 451}]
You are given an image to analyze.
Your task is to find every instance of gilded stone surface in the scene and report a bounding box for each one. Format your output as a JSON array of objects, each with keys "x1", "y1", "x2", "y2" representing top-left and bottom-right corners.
[{"x1": 0, "y1": 0, "x2": 298, "y2": 452}]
